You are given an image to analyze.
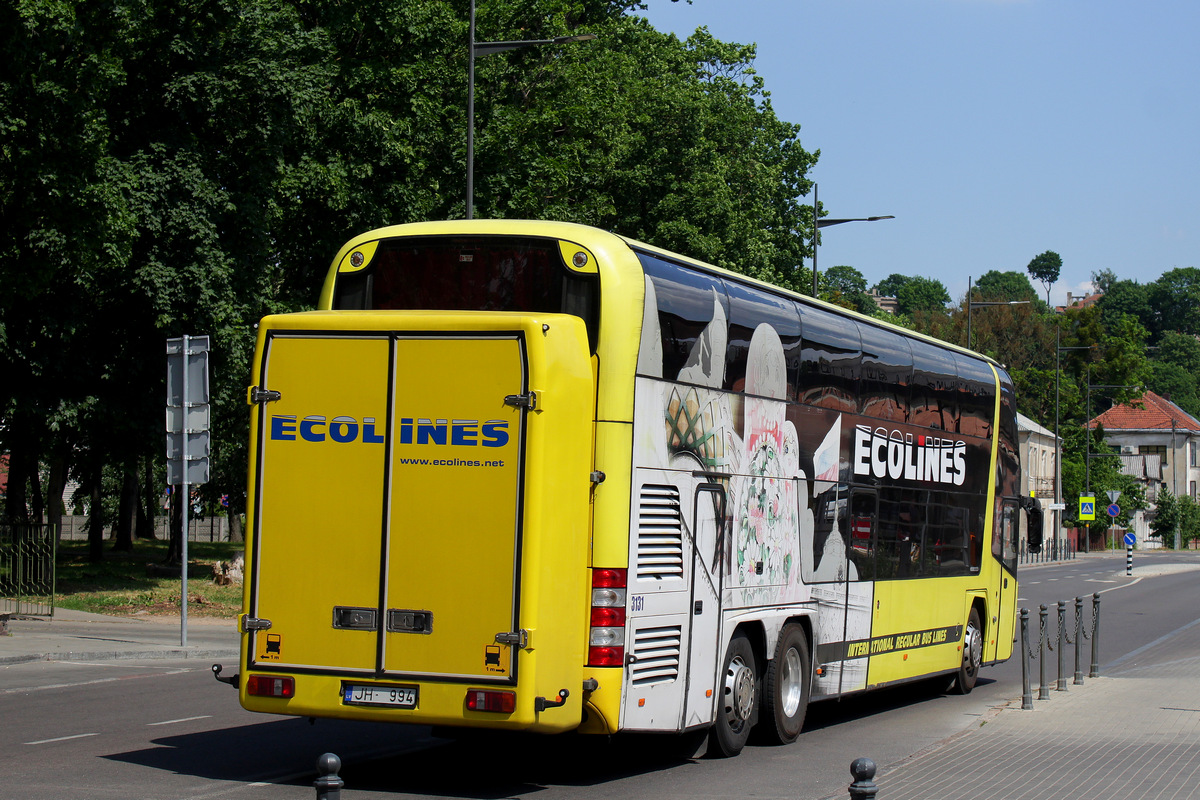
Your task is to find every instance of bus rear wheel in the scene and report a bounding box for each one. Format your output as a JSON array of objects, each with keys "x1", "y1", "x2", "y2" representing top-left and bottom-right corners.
[
  {"x1": 953, "y1": 607, "x2": 983, "y2": 694},
  {"x1": 760, "y1": 624, "x2": 810, "y2": 744},
  {"x1": 708, "y1": 632, "x2": 756, "y2": 757}
]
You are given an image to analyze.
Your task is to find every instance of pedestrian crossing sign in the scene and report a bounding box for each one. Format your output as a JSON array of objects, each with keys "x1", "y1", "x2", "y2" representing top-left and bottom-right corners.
[{"x1": 1079, "y1": 496, "x2": 1096, "y2": 520}]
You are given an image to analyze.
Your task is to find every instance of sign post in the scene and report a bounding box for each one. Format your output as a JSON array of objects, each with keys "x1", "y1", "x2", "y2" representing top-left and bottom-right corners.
[
  {"x1": 1123, "y1": 530, "x2": 1135, "y2": 576},
  {"x1": 166, "y1": 335, "x2": 211, "y2": 647}
]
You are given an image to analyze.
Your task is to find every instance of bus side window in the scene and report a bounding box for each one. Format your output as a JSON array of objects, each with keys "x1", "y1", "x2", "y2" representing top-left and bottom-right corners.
[
  {"x1": 723, "y1": 281, "x2": 802, "y2": 398},
  {"x1": 858, "y1": 323, "x2": 913, "y2": 423},
  {"x1": 797, "y1": 304, "x2": 861, "y2": 412},
  {"x1": 955, "y1": 354, "x2": 995, "y2": 439},
  {"x1": 876, "y1": 488, "x2": 924, "y2": 580},
  {"x1": 848, "y1": 490, "x2": 877, "y2": 581},
  {"x1": 909, "y1": 340, "x2": 959, "y2": 432},
  {"x1": 639, "y1": 254, "x2": 730, "y2": 386}
]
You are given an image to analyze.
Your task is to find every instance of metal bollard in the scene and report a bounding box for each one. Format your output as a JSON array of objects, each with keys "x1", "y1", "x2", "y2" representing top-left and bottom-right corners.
[
  {"x1": 1056, "y1": 600, "x2": 1067, "y2": 691},
  {"x1": 1020, "y1": 608, "x2": 1033, "y2": 709},
  {"x1": 315, "y1": 753, "x2": 343, "y2": 800},
  {"x1": 848, "y1": 757, "x2": 878, "y2": 800},
  {"x1": 1038, "y1": 604, "x2": 1049, "y2": 699},
  {"x1": 1126, "y1": 544, "x2": 1133, "y2": 576},
  {"x1": 1073, "y1": 596, "x2": 1084, "y2": 685},
  {"x1": 1089, "y1": 593, "x2": 1101, "y2": 678}
]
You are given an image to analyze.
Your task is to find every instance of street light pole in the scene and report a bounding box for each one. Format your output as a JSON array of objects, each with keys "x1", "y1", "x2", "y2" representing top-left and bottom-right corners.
[
  {"x1": 810, "y1": 182, "x2": 894, "y2": 297},
  {"x1": 467, "y1": 0, "x2": 595, "y2": 219},
  {"x1": 1056, "y1": 335, "x2": 1094, "y2": 554}
]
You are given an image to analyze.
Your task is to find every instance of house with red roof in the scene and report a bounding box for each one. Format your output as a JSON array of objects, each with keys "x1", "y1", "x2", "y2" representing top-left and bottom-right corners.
[{"x1": 1087, "y1": 391, "x2": 1200, "y2": 547}]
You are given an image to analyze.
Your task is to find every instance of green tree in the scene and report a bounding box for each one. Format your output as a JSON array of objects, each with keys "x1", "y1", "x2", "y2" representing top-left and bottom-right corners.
[
  {"x1": 896, "y1": 276, "x2": 950, "y2": 316},
  {"x1": 973, "y1": 270, "x2": 1038, "y2": 303},
  {"x1": 1026, "y1": 250, "x2": 1061, "y2": 307},
  {"x1": 1098, "y1": 280, "x2": 1153, "y2": 333},
  {"x1": 871, "y1": 273, "x2": 911, "y2": 298},
  {"x1": 820, "y1": 265, "x2": 876, "y2": 314},
  {"x1": 1148, "y1": 267, "x2": 1200, "y2": 337},
  {"x1": 1, "y1": 0, "x2": 820, "y2": 556},
  {"x1": 1090, "y1": 268, "x2": 1118, "y2": 295}
]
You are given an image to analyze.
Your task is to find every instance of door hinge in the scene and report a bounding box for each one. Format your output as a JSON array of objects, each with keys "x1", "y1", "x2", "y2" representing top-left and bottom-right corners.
[
  {"x1": 504, "y1": 392, "x2": 537, "y2": 411},
  {"x1": 241, "y1": 615, "x2": 273, "y2": 632},
  {"x1": 495, "y1": 629, "x2": 530, "y2": 649},
  {"x1": 248, "y1": 386, "x2": 282, "y2": 405}
]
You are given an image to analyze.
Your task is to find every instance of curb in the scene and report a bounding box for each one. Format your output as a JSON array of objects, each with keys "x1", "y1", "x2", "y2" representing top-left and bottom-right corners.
[{"x1": 0, "y1": 648, "x2": 239, "y2": 666}]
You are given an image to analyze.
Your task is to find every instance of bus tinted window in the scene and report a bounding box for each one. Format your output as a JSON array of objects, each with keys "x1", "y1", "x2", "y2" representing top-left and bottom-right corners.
[
  {"x1": 798, "y1": 304, "x2": 861, "y2": 411},
  {"x1": 955, "y1": 354, "x2": 996, "y2": 438},
  {"x1": 858, "y1": 323, "x2": 913, "y2": 423},
  {"x1": 639, "y1": 253, "x2": 730, "y2": 385},
  {"x1": 723, "y1": 281, "x2": 802, "y2": 398},
  {"x1": 876, "y1": 488, "x2": 925, "y2": 579},
  {"x1": 332, "y1": 236, "x2": 599, "y2": 348},
  {"x1": 909, "y1": 339, "x2": 959, "y2": 431}
]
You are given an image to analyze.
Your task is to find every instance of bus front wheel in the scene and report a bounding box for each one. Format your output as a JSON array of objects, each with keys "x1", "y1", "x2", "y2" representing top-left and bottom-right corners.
[
  {"x1": 953, "y1": 607, "x2": 983, "y2": 694},
  {"x1": 708, "y1": 632, "x2": 756, "y2": 757},
  {"x1": 760, "y1": 624, "x2": 810, "y2": 744}
]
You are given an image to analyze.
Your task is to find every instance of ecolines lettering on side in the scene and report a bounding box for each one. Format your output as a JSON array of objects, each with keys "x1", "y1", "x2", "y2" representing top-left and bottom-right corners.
[
  {"x1": 270, "y1": 415, "x2": 510, "y2": 448},
  {"x1": 852, "y1": 424, "x2": 966, "y2": 486}
]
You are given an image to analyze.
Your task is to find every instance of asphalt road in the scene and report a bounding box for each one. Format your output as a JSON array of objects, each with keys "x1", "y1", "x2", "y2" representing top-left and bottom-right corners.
[{"x1": 4, "y1": 551, "x2": 1196, "y2": 800}]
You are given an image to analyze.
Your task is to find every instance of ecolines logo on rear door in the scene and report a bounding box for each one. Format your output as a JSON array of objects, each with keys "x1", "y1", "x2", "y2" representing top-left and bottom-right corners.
[{"x1": 270, "y1": 415, "x2": 510, "y2": 447}]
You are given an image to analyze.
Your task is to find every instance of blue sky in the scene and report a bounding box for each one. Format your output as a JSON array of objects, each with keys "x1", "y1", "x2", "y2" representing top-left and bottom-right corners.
[{"x1": 640, "y1": 0, "x2": 1199, "y2": 307}]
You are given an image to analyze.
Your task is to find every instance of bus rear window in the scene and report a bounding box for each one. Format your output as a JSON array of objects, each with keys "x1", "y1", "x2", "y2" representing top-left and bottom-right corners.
[{"x1": 333, "y1": 236, "x2": 599, "y2": 349}]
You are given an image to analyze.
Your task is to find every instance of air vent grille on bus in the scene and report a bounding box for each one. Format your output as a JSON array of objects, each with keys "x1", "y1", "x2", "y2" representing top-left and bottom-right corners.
[
  {"x1": 631, "y1": 625, "x2": 682, "y2": 686},
  {"x1": 637, "y1": 484, "x2": 685, "y2": 580}
]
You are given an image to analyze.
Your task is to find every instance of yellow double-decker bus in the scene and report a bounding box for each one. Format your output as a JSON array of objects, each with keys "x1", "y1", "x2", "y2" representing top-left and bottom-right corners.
[{"x1": 223, "y1": 219, "x2": 1037, "y2": 757}]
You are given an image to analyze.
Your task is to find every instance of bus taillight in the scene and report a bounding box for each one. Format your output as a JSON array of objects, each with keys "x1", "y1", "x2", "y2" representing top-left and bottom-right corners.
[
  {"x1": 588, "y1": 567, "x2": 627, "y2": 667},
  {"x1": 246, "y1": 674, "x2": 295, "y2": 699},
  {"x1": 466, "y1": 689, "x2": 516, "y2": 713}
]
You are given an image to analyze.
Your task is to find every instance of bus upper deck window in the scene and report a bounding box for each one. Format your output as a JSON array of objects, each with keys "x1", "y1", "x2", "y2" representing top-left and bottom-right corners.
[{"x1": 331, "y1": 236, "x2": 599, "y2": 351}]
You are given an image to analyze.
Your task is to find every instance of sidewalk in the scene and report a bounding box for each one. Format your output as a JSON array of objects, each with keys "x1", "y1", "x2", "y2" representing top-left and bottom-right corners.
[
  {"x1": 836, "y1": 560, "x2": 1200, "y2": 800},
  {"x1": 0, "y1": 607, "x2": 239, "y2": 664}
]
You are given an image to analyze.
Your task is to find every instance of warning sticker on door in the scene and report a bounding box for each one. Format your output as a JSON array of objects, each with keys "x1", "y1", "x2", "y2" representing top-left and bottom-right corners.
[
  {"x1": 257, "y1": 633, "x2": 283, "y2": 661},
  {"x1": 484, "y1": 644, "x2": 510, "y2": 674}
]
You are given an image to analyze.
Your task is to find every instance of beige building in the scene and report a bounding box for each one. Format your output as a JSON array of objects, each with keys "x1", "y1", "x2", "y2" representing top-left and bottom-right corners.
[{"x1": 1018, "y1": 413, "x2": 1059, "y2": 553}]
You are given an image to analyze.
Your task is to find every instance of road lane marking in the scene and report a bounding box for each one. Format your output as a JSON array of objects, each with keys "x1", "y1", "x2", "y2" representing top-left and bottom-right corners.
[
  {"x1": 147, "y1": 714, "x2": 213, "y2": 729},
  {"x1": 1, "y1": 668, "x2": 193, "y2": 695},
  {"x1": 25, "y1": 733, "x2": 99, "y2": 745}
]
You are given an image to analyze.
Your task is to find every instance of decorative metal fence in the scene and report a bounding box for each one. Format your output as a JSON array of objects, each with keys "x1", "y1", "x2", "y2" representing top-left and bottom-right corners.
[{"x1": 0, "y1": 524, "x2": 56, "y2": 616}]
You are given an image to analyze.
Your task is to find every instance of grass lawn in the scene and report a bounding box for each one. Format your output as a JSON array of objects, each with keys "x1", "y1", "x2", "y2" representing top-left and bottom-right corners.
[{"x1": 53, "y1": 539, "x2": 244, "y2": 619}]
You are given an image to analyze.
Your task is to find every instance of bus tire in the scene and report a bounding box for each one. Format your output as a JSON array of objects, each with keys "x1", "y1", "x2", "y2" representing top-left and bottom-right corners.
[
  {"x1": 760, "y1": 624, "x2": 810, "y2": 744},
  {"x1": 953, "y1": 607, "x2": 983, "y2": 694},
  {"x1": 708, "y1": 632, "x2": 756, "y2": 757}
]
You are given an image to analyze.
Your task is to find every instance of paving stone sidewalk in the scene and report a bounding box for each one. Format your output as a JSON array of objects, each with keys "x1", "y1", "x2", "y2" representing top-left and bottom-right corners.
[{"x1": 837, "y1": 611, "x2": 1200, "y2": 800}]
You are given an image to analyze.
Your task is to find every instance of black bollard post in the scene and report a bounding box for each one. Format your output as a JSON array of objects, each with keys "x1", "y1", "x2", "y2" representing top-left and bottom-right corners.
[
  {"x1": 1090, "y1": 593, "x2": 1101, "y2": 678},
  {"x1": 1073, "y1": 596, "x2": 1084, "y2": 685},
  {"x1": 315, "y1": 753, "x2": 343, "y2": 800},
  {"x1": 1056, "y1": 600, "x2": 1067, "y2": 691},
  {"x1": 1038, "y1": 604, "x2": 1049, "y2": 699},
  {"x1": 1020, "y1": 608, "x2": 1033, "y2": 710},
  {"x1": 848, "y1": 757, "x2": 878, "y2": 800}
]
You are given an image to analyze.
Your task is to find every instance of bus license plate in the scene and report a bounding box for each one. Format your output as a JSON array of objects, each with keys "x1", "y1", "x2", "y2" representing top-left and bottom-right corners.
[{"x1": 343, "y1": 684, "x2": 418, "y2": 708}]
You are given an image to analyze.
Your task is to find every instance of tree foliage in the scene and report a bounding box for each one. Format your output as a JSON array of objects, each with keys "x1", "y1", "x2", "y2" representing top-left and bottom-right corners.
[
  {"x1": 1026, "y1": 250, "x2": 1061, "y2": 306},
  {"x1": 895, "y1": 276, "x2": 950, "y2": 316},
  {"x1": 0, "y1": 0, "x2": 818, "y2": 552}
]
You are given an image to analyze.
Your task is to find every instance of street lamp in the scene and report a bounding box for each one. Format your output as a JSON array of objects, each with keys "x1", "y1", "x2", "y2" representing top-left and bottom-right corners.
[
  {"x1": 810, "y1": 183, "x2": 894, "y2": 296},
  {"x1": 1056, "y1": 334, "x2": 1095, "y2": 554},
  {"x1": 965, "y1": 276, "x2": 1030, "y2": 351},
  {"x1": 467, "y1": 0, "x2": 595, "y2": 219}
]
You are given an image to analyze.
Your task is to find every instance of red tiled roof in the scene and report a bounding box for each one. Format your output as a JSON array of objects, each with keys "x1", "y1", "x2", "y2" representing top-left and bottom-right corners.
[{"x1": 1087, "y1": 391, "x2": 1200, "y2": 432}]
